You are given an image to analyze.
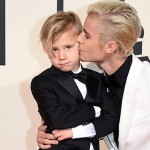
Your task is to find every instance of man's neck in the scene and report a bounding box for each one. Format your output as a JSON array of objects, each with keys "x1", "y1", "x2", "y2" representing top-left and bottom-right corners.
[{"x1": 97, "y1": 56, "x2": 127, "y2": 75}]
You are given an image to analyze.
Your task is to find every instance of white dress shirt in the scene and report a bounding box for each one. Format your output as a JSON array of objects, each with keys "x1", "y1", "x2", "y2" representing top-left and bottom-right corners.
[{"x1": 72, "y1": 66, "x2": 101, "y2": 150}]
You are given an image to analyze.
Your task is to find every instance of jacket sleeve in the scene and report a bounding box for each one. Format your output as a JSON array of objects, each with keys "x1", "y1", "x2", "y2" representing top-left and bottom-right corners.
[
  {"x1": 31, "y1": 77, "x2": 95, "y2": 129},
  {"x1": 92, "y1": 84, "x2": 118, "y2": 139}
]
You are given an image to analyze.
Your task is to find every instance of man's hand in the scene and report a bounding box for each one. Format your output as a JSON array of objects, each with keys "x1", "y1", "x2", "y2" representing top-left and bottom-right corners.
[
  {"x1": 52, "y1": 129, "x2": 73, "y2": 141},
  {"x1": 37, "y1": 125, "x2": 58, "y2": 149}
]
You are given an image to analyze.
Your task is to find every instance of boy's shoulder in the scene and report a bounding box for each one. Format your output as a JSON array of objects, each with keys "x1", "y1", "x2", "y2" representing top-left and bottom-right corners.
[
  {"x1": 31, "y1": 66, "x2": 65, "y2": 83},
  {"x1": 31, "y1": 67, "x2": 63, "y2": 89},
  {"x1": 31, "y1": 67, "x2": 59, "y2": 84},
  {"x1": 33, "y1": 68, "x2": 51, "y2": 79}
]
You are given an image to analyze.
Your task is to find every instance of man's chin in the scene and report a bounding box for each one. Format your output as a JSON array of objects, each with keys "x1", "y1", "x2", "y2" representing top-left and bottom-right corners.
[
  {"x1": 80, "y1": 55, "x2": 85, "y2": 62},
  {"x1": 80, "y1": 56, "x2": 89, "y2": 62}
]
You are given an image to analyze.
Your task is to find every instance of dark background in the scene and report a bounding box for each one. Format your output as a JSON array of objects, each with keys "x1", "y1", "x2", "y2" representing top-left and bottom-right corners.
[{"x1": 0, "y1": 0, "x2": 5, "y2": 65}]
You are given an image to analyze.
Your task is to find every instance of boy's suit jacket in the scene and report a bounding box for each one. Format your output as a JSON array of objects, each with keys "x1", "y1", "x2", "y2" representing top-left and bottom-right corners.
[
  {"x1": 118, "y1": 54, "x2": 150, "y2": 150},
  {"x1": 31, "y1": 66, "x2": 117, "y2": 150}
]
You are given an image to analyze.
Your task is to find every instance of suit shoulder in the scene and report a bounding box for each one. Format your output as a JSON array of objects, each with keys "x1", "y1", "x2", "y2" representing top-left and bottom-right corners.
[
  {"x1": 32, "y1": 68, "x2": 51, "y2": 80},
  {"x1": 31, "y1": 68, "x2": 53, "y2": 87}
]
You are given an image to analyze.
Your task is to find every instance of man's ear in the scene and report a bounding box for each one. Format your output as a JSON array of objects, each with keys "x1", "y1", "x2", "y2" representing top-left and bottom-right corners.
[{"x1": 105, "y1": 41, "x2": 118, "y2": 54}]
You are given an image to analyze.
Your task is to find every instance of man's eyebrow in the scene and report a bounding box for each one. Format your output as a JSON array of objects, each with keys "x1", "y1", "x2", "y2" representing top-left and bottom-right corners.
[{"x1": 83, "y1": 28, "x2": 90, "y2": 36}]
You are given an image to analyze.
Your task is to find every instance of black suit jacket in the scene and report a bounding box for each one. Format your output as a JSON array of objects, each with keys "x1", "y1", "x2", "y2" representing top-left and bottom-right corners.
[{"x1": 31, "y1": 66, "x2": 118, "y2": 150}]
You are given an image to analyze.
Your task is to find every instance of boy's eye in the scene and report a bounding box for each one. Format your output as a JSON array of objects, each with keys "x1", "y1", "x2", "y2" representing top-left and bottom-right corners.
[
  {"x1": 66, "y1": 45, "x2": 72, "y2": 49},
  {"x1": 52, "y1": 48, "x2": 58, "y2": 51}
]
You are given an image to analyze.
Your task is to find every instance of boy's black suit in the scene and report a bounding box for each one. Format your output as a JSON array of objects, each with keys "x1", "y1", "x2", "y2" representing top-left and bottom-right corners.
[{"x1": 31, "y1": 66, "x2": 118, "y2": 150}]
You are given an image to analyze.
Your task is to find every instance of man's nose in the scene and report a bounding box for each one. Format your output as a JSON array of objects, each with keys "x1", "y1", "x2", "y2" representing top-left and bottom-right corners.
[{"x1": 77, "y1": 32, "x2": 84, "y2": 44}]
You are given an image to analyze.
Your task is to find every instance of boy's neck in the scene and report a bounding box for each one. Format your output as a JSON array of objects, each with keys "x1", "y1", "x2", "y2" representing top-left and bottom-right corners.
[{"x1": 72, "y1": 64, "x2": 82, "y2": 73}]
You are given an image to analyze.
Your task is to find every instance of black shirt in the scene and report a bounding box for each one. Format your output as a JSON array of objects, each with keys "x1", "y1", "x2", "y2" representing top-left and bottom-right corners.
[{"x1": 103, "y1": 55, "x2": 132, "y2": 146}]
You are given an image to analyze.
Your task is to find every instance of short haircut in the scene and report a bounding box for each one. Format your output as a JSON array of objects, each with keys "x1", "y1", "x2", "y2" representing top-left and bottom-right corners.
[
  {"x1": 40, "y1": 11, "x2": 82, "y2": 54},
  {"x1": 87, "y1": 0, "x2": 142, "y2": 56}
]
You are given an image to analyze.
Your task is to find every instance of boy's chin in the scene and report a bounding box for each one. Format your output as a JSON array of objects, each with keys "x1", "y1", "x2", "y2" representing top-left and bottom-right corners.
[{"x1": 59, "y1": 67, "x2": 71, "y2": 72}]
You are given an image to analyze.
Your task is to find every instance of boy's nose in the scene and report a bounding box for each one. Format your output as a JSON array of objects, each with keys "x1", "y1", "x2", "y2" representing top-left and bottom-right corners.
[{"x1": 59, "y1": 51, "x2": 67, "y2": 59}]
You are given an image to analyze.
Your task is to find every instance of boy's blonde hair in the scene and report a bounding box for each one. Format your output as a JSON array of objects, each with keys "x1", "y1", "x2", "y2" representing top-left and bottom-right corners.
[
  {"x1": 40, "y1": 11, "x2": 82, "y2": 54},
  {"x1": 87, "y1": 0, "x2": 142, "y2": 57}
]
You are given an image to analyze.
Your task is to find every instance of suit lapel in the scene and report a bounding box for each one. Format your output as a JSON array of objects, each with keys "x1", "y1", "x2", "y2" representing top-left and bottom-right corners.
[
  {"x1": 57, "y1": 73, "x2": 84, "y2": 103},
  {"x1": 119, "y1": 55, "x2": 142, "y2": 150}
]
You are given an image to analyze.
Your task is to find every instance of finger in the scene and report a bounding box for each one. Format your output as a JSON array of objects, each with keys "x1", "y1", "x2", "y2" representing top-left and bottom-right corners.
[
  {"x1": 37, "y1": 131, "x2": 47, "y2": 139},
  {"x1": 37, "y1": 131, "x2": 57, "y2": 141},
  {"x1": 57, "y1": 136, "x2": 65, "y2": 141},
  {"x1": 52, "y1": 130, "x2": 61, "y2": 136},
  {"x1": 38, "y1": 125, "x2": 47, "y2": 132},
  {"x1": 37, "y1": 131, "x2": 57, "y2": 140},
  {"x1": 52, "y1": 130, "x2": 59, "y2": 134},
  {"x1": 46, "y1": 133, "x2": 57, "y2": 140},
  {"x1": 38, "y1": 143, "x2": 51, "y2": 149},
  {"x1": 52, "y1": 131, "x2": 62, "y2": 138},
  {"x1": 41, "y1": 118, "x2": 44, "y2": 124},
  {"x1": 37, "y1": 138, "x2": 59, "y2": 145}
]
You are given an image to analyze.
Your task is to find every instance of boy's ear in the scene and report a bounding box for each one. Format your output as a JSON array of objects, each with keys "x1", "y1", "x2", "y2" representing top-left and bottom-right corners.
[{"x1": 105, "y1": 41, "x2": 118, "y2": 54}]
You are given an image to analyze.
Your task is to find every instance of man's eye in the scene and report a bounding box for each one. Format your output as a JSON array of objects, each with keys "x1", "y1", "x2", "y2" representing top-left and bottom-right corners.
[{"x1": 84, "y1": 34, "x2": 90, "y2": 39}]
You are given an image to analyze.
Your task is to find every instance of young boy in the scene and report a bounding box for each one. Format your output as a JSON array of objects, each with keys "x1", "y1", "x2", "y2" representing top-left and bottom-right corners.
[{"x1": 31, "y1": 11, "x2": 117, "y2": 150}]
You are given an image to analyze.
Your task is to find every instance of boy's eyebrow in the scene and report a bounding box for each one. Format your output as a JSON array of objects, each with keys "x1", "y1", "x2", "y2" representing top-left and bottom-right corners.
[{"x1": 83, "y1": 28, "x2": 90, "y2": 36}]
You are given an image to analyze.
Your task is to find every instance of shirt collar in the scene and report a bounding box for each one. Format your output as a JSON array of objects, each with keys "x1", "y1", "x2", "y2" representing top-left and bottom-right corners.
[
  {"x1": 72, "y1": 65, "x2": 82, "y2": 74},
  {"x1": 106, "y1": 55, "x2": 132, "y2": 87}
]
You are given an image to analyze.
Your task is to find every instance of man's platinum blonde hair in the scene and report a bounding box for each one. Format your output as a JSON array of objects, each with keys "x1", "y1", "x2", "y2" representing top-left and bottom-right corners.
[{"x1": 87, "y1": 0, "x2": 142, "y2": 57}]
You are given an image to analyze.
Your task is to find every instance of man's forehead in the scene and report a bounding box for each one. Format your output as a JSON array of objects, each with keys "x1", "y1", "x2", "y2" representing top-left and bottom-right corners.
[{"x1": 83, "y1": 16, "x2": 100, "y2": 37}]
